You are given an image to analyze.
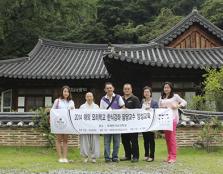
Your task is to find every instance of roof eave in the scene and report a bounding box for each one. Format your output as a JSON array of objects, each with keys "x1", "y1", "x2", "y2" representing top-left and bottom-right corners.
[{"x1": 151, "y1": 9, "x2": 223, "y2": 45}]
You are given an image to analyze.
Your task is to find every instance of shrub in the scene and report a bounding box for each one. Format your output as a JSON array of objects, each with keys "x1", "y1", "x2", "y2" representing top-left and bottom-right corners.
[{"x1": 34, "y1": 107, "x2": 55, "y2": 147}]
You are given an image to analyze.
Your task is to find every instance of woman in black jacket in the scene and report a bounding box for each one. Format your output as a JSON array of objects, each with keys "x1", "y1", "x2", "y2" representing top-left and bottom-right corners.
[{"x1": 141, "y1": 86, "x2": 158, "y2": 162}]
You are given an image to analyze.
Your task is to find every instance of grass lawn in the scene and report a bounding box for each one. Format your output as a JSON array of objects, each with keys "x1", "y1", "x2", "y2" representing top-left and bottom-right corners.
[{"x1": 0, "y1": 137, "x2": 222, "y2": 173}]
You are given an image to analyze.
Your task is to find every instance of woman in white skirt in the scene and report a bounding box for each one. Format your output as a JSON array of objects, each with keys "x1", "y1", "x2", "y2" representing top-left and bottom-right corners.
[
  {"x1": 51, "y1": 86, "x2": 75, "y2": 163},
  {"x1": 79, "y1": 92, "x2": 100, "y2": 163}
]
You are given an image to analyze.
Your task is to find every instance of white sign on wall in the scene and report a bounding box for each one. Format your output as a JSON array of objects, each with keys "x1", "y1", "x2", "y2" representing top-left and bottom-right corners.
[
  {"x1": 18, "y1": 97, "x2": 25, "y2": 107},
  {"x1": 45, "y1": 97, "x2": 52, "y2": 107}
]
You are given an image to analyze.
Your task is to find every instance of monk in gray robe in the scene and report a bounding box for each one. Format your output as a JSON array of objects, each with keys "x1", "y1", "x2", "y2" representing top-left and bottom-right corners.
[{"x1": 79, "y1": 92, "x2": 100, "y2": 163}]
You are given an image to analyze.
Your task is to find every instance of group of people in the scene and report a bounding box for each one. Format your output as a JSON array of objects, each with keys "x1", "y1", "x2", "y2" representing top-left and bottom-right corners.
[{"x1": 51, "y1": 82, "x2": 187, "y2": 164}]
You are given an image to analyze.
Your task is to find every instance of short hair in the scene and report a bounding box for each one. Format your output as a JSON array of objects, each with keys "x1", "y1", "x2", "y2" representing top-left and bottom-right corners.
[
  {"x1": 143, "y1": 86, "x2": 152, "y2": 97},
  {"x1": 85, "y1": 92, "x2": 93, "y2": 97},
  {"x1": 59, "y1": 85, "x2": 72, "y2": 101},
  {"x1": 104, "y1": 82, "x2": 114, "y2": 88},
  {"x1": 123, "y1": 83, "x2": 132, "y2": 89}
]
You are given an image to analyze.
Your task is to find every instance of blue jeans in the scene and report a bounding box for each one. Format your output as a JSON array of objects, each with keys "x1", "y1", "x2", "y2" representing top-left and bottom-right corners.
[{"x1": 104, "y1": 134, "x2": 121, "y2": 160}]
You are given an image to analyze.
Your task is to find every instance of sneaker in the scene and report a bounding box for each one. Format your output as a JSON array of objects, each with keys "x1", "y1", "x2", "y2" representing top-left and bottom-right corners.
[
  {"x1": 92, "y1": 159, "x2": 96, "y2": 163},
  {"x1": 131, "y1": 158, "x2": 139, "y2": 163},
  {"x1": 146, "y1": 158, "x2": 154, "y2": 162},
  {"x1": 63, "y1": 158, "x2": 69, "y2": 163},
  {"x1": 58, "y1": 158, "x2": 64, "y2": 163},
  {"x1": 144, "y1": 157, "x2": 149, "y2": 161},
  {"x1": 84, "y1": 158, "x2": 88, "y2": 163},
  {"x1": 105, "y1": 158, "x2": 111, "y2": 163},
  {"x1": 112, "y1": 158, "x2": 119, "y2": 163}
]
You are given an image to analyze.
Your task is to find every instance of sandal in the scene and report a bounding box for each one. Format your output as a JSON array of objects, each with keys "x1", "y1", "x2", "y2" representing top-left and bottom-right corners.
[{"x1": 168, "y1": 159, "x2": 176, "y2": 164}]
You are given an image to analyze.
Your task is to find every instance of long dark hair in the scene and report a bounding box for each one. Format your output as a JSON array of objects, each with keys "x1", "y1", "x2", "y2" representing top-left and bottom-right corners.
[
  {"x1": 161, "y1": 82, "x2": 174, "y2": 99},
  {"x1": 59, "y1": 85, "x2": 72, "y2": 101}
]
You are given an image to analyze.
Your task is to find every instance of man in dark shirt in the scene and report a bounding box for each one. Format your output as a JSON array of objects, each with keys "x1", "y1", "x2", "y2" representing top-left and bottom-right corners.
[{"x1": 121, "y1": 83, "x2": 141, "y2": 162}]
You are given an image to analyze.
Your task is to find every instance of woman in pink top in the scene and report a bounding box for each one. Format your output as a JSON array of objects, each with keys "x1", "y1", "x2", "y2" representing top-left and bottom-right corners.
[{"x1": 159, "y1": 82, "x2": 187, "y2": 163}]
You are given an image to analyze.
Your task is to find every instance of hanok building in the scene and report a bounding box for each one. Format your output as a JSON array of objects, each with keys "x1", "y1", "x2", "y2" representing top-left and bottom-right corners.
[{"x1": 1, "y1": 9, "x2": 223, "y2": 112}]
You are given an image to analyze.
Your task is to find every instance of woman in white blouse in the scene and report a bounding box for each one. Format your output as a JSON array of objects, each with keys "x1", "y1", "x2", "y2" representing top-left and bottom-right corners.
[
  {"x1": 159, "y1": 82, "x2": 187, "y2": 164},
  {"x1": 51, "y1": 86, "x2": 75, "y2": 163}
]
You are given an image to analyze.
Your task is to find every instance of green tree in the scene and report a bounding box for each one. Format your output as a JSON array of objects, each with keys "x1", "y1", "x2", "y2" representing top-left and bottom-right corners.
[
  {"x1": 203, "y1": 68, "x2": 223, "y2": 111},
  {"x1": 0, "y1": 0, "x2": 223, "y2": 59},
  {"x1": 96, "y1": 0, "x2": 159, "y2": 43},
  {"x1": 65, "y1": 21, "x2": 107, "y2": 43},
  {"x1": 113, "y1": 22, "x2": 138, "y2": 43},
  {"x1": 0, "y1": 0, "x2": 97, "y2": 59},
  {"x1": 201, "y1": 0, "x2": 223, "y2": 28},
  {"x1": 137, "y1": 8, "x2": 182, "y2": 42},
  {"x1": 150, "y1": 0, "x2": 205, "y2": 16},
  {"x1": 189, "y1": 67, "x2": 223, "y2": 112}
]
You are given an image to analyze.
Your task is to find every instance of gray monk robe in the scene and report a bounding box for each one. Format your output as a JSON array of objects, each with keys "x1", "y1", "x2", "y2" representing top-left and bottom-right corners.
[{"x1": 79, "y1": 102, "x2": 100, "y2": 159}]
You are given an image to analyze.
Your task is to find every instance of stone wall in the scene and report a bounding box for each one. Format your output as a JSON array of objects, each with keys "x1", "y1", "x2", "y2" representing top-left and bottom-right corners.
[
  {"x1": 177, "y1": 127, "x2": 223, "y2": 147},
  {"x1": 0, "y1": 127, "x2": 79, "y2": 147},
  {"x1": 1, "y1": 127, "x2": 223, "y2": 147}
]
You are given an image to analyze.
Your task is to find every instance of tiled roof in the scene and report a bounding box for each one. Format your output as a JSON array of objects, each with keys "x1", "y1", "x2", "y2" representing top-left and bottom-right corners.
[
  {"x1": 106, "y1": 43, "x2": 223, "y2": 69},
  {"x1": 1, "y1": 10, "x2": 223, "y2": 79},
  {"x1": 1, "y1": 39, "x2": 223, "y2": 80},
  {"x1": 151, "y1": 9, "x2": 223, "y2": 45},
  {"x1": 0, "y1": 39, "x2": 109, "y2": 79},
  {"x1": 0, "y1": 112, "x2": 36, "y2": 127},
  {"x1": 178, "y1": 109, "x2": 223, "y2": 127}
]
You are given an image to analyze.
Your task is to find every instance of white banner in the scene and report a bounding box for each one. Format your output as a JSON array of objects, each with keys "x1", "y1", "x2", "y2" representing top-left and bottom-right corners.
[{"x1": 50, "y1": 108, "x2": 173, "y2": 134}]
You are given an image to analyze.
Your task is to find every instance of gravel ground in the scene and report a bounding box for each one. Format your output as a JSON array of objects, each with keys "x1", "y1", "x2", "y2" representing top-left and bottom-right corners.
[
  {"x1": 0, "y1": 164, "x2": 196, "y2": 174},
  {"x1": 0, "y1": 170, "x2": 193, "y2": 174}
]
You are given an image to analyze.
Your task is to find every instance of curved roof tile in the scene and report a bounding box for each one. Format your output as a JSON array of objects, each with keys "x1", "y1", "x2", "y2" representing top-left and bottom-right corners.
[
  {"x1": 0, "y1": 39, "x2": 110, "y2": 79},
  {"x1": 106, "y1": 44, "x2": 223, "y2": 69}
]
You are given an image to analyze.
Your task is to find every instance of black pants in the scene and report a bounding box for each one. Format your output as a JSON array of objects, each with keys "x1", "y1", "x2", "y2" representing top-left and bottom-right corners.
[
  {"x1": 121, "y1": 133, "x2": 139, "y2": 159},
  {"x1": 142, "y1": 131, "x2": 155, "y2": 158}
]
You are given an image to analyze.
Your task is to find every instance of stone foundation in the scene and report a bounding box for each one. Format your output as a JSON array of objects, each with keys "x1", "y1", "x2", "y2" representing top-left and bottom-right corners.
[
  {"x1": 0, "y1": 127, "x2": 79, "y2": 147},
  {"x1": 1, "y1": 127, "x2": 223, "y2": 147},
  {"x1": 177, "y1": 127, "x2": 223, "y2": 147}
]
